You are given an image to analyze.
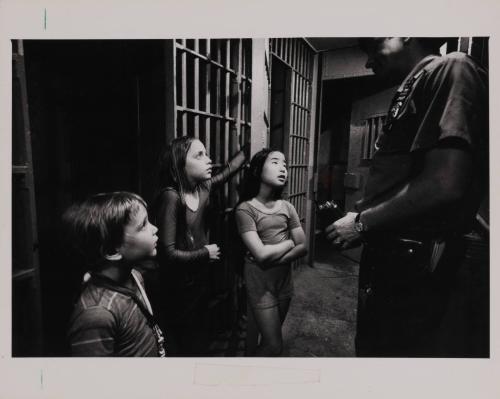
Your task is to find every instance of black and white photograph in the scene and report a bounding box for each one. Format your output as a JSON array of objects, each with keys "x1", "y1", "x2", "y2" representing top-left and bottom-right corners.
[
  {"x1": 12, "y1": 36, "x2": 489, "y2": 358},
  {"x1": 2, "y1": 1, "x2": 500, "y2": 398}
]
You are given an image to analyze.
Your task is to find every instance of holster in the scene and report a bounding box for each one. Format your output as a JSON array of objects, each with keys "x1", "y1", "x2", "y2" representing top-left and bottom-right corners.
[{"x1": 360, "y1": 234, "x2": 460, "y2": 292}]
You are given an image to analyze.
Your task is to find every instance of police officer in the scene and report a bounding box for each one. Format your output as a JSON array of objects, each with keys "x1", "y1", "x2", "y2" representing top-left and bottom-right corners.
[{"x1": 325, "y1": 38, "x2": 488, "y2": 357}]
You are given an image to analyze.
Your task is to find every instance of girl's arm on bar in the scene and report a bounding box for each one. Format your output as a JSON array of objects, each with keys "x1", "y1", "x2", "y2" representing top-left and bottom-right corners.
[{"x1": 208, "y1": 142, "x2": 249, "y2": 187}]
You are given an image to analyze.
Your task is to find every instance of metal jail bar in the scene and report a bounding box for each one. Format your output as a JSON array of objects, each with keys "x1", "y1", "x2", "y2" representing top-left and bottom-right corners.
[
  {"x1": 270, "y1": 38, "x2": 315, "y2": 225},
  {"x1": 166, "y1": 38, "x2": 252, "y2": 345},
  {"x1": 361, "y1": 115, "x2": 385, "y2": 161}
]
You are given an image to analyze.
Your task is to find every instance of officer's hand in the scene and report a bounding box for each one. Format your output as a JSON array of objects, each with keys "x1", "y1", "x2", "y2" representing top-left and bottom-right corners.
[{"x1": 325, "y1": 212, "x2": 362, "y2": 250}]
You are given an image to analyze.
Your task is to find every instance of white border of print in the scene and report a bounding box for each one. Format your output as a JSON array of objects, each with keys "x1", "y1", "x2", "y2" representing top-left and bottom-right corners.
[{"x1": 0, "y1": 1, "x2": 499, "y2": 398}]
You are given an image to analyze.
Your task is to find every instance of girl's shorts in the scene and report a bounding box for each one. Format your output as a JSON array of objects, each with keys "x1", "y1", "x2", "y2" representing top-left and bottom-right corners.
[{"x1": 244, "y1": 261, "x2": 294, "y2": 309}]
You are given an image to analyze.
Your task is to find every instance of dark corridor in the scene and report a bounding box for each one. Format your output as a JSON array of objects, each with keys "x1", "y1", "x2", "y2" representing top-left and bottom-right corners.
[{"x1": 20, "y1": 40, "x2": 167, "y2": 355}]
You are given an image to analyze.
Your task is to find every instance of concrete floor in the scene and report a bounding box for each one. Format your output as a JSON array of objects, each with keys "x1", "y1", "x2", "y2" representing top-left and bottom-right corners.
[
  {"x1": 207, "y1": 239, "x2": 361, "y2": 357},
  {"x1": 281, "y1": 234, "x2": 490, "y2": 358},
  {"x1": 208, "y1": 234, "x2": 488, "y2": 358},
  {"x1": 282, "y1": 242, "x2": 360, "y2": 357}
]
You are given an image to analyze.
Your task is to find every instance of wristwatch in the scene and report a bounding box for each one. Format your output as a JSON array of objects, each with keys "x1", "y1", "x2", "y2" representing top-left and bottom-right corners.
[{"x1": 354, "y1": 213, "x2": 368, "y2": 235}]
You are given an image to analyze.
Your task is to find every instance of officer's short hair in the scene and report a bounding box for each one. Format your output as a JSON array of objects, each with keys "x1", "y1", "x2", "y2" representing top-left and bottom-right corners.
[{"x1": 358, "y1": 37, "x2": 447, "y2": 54}]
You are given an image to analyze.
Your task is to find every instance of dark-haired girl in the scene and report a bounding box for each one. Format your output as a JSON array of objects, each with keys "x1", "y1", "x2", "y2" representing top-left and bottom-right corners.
[
  {"x1": 153, "y1": 136, "x2": 247, "y2": 356},
  {"x1": 235, "y1": 149, "x2": 307, "y2": 356}
]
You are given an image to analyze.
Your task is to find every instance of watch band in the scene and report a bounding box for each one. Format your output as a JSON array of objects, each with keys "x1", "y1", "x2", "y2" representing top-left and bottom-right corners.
[{"x1": 354, "y1": 212, "x2": 367, "y2": 234}]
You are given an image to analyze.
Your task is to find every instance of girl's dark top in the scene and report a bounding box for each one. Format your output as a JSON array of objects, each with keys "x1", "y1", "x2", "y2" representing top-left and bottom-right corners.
[{"x1": 153, "y1": 150, "x2": 246, "y2": 322}]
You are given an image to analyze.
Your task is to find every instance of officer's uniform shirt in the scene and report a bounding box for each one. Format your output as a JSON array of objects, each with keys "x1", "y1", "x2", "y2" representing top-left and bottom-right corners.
[{"x1": 356, "y1": 52, "x2": 488, "y2": 237}]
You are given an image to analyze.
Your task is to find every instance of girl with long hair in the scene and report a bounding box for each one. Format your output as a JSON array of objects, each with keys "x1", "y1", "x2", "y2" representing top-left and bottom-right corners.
[
  {"x1": 153, "y1": 136, "x2": 247, "y2": 355},
  {"x1": 235, "y1": 149, "x2": 307, "y2": 356}
]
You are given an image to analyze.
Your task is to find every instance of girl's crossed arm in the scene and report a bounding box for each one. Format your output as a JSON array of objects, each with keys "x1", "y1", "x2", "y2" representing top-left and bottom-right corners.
[
  {"x1": 235, "y1": 206, "x2": 294, "y2": 266},
  {"x1": 239, "y1": 230, "x2": 295, "y2": 266},
  {"x1": 275, "y1": 226, "x2": 308, "y2": 264},
  {"x1": 275, "y1": 201, "x2": 308, "y2": 265}
]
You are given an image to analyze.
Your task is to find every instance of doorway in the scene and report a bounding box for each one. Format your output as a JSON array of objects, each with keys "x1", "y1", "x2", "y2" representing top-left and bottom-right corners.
[{"x1": 313, "y1": 75, "x2": 395, "y2": 264}]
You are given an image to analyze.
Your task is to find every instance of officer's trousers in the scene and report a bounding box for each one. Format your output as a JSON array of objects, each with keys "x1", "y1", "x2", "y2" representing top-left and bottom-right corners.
[{"x1": 355, "y1": 235, "x2": 463, "y2": 357}]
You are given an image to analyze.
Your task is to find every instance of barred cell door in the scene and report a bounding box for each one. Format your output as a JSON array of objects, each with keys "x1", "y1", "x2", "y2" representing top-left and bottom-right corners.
[
  {"x1": 164, "y1": 39, "x2": 252, "y2": 348},
  {"x1": 269, "y1": 39, "x2": 319, "y2": 258}
]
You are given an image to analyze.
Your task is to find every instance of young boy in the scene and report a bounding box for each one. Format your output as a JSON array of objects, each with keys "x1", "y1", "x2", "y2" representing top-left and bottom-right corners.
[{"x1": 64, "y1": 191, "x2": 165, "y2": 357}]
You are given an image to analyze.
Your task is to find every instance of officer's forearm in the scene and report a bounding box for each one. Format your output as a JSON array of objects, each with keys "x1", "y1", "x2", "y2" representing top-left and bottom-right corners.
[
  {"x1": 360, "y1": 179, "x2": 443, "y2": 231},
  {"x1": 360, "y1": 144, "x2": 472, "y2": 231}
]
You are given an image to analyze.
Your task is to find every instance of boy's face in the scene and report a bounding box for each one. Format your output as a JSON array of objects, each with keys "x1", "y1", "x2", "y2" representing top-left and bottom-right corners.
[
  {"x1": 185, "y1": 139, "x2": 212, "y2": 186},
  {"x1": 117, "y1": 205, "x2": 158, "y2": 262},
  {"x1": 261, "y1": 151, "x2": 288, "y2": 188}
]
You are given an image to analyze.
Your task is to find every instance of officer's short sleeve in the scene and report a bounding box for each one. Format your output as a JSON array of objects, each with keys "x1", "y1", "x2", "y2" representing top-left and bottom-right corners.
[{"x1": 411, "y1": 53, "x2": 488, "y2": 152}]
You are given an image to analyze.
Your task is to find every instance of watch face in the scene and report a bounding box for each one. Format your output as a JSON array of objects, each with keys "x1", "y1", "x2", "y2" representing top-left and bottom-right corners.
[{"x1": 355, "y1": 222, "x2": 365, "y2": 233}]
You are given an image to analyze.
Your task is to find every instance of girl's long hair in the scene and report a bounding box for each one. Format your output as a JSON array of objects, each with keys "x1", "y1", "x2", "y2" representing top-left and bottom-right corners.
[
  {"x1": 239, "y1": 148, "x2": 286, "y2": 203},
  {"x1": 157, "y1": 136, "x2": 196, "y2": 204}
]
